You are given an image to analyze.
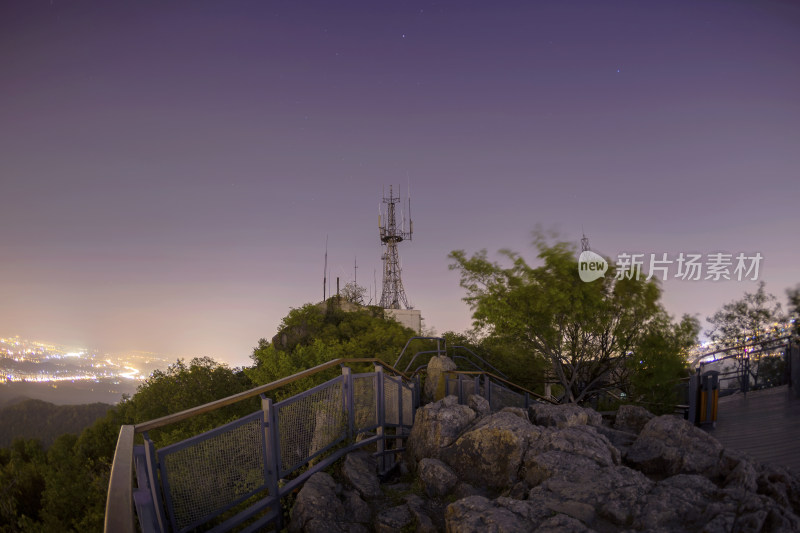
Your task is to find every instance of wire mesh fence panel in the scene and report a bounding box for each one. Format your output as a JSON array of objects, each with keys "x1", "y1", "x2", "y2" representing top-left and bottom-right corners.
[
  {"x1": 158, "y1": 411, "x2": 268, "y2": 532},
  {"x1": 275, "y1": 377, "x2": 346, "y2": 476},
  {"x1": 402, "y1": 383, "x2": 414, "y2": 427},
  {"x1": 384, "y1": 376, "x2": 400, "y2": 426},
  {"x1": 460, "y1": 379, "x2": 475, "y2": 399},
  {"x1": 445, "y1": 377, "x2": 457, "y2": 397},
  {"x1": 490, "y1": 381, "x2": 525, "y2": 411},
  {"x1": 353, "y1": 374, "x2": 377, "y2": 432}
]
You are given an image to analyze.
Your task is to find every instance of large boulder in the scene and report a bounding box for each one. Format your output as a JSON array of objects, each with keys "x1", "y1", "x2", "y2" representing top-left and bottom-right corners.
[
  {"x1": 290, "y1": 472, "x2": 370, "y2": 533},
  {"x1": 445, "y1": 495, "x2": 555, "y2": 532},
  {"x1": 418, "y1": 457, "x2": 459, "y2": 498},
  {"x1": 528, "y1": 465, "x2": 654, "y2": 528},
  {"x1": 424, "y1": 355, "x2": 457, "y2": 402},
  {"x1": 626, "y1": 415, "x2": 725, "y2": 479},
  {"x1": 467, "y1": 394, "x2": 490, "y2": 418},
  {"x1": 528, "y1": 403, "x2": 602, "y2": 428},
  {"x1": 613, "y1": 404, "x2": 655, "y2": 434},
  {"x1": 406, "y1": 395, "x2": 476, "y2": 466},
  {"x1": 342, "y1": 450, "x2": 381, "y2": 500},
  {"x1": 441, "y1": 411, "x2": 544, "y2": 490}
]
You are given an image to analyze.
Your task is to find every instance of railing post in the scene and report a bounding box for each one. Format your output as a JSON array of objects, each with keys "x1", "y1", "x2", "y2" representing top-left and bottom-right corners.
[
  {"x1": 375, "y1": 365, "x2": 386, "y2": 474},
  {"x1": 342, "y1": 367, "x2": 355, "y2": 438},
  {"x1": 688, "y1": 370, "x2": 699, "y2": 425},
  {"x1": 457, "y1": 374, "x2": 464, "y2": 404},
  {"x1": 262, "y1": 396, "x2": 282, "y2": 520}
]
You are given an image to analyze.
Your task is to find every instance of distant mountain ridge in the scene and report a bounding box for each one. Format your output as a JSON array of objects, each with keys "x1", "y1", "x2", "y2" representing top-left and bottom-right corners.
[{"x1": 0, "y1": 398, "x2": 112, "y2": 448}]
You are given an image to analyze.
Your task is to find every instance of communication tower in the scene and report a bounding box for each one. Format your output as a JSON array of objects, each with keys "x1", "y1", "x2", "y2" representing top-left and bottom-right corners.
[{"x1": 378, "y1": 185, "x2": 413, "y2": 309}]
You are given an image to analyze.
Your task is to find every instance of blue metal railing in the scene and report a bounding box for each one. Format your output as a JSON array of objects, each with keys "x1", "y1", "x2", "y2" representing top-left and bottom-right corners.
[{"x1": 106, "y1": 359, "x2": 418, "y2": 533}]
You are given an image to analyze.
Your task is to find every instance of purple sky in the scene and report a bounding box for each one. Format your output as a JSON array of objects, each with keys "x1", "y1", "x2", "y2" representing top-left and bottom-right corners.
[{"x1": 2, "y1": 0, "x2": 799, "y2": 367}]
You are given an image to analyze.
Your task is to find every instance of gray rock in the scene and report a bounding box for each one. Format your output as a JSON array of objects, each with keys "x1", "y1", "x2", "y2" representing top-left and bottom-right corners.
[
  {"x1": 445, "y1": 495, "x2": 552, "y2": 532},
  {"x1": 529, "y1": 425, "x2": 621, "y2": 467},
  {"x1": 528, "y1": 403, "x2": 602, "y2": 428},
  {"x1": 289, "y1": 472, "x2": 347, "y2": 533},
  {"x1": 419, "y1": 457, "x2": 458, "y2": 498},
  {"x1": 626, "y1": 415, "x2": 724, "y2": 479},
  {"x1": 442, "y1": 411, "x2": 544, "y2": 490},
  {"x1": 529, "y1": 465, "x2": 653, "y2": 527},
  {"x1": 468, "y1": 394, "x2": 491, "y2": 418},
  {"x1": 592, "y1": 424, "x2": 638, "y2": 458},
  {"x1": 500, "y1": 406, "x2": 530, "y2": 422},
  {"x1": 406, "y1": 395, "x2": 476, "y2": 466},
  {"x1": 632, "y1": 474, "x2": 719, "y2": 531},
  {"x1": 424, "y1": 355, "x2": 457, "y2": 402},
  {"x1": 613, "y1": 404, "x2": 654, "y2": 434},
  {"x1": 341, "y1": 488, "x2": 371, "y2": 524},
  {"x1": 534, "y1": 513, "x2": 596, "y2": 533},
  {"x1": 374, "y1": 504, "x2": 412, "y2": 532},
  {"x1": 342, "y1": 450, "x2": 381, "y2": 500},
  {"x1": 404, "y1": 494, "x2": 438, "y2": 533}
]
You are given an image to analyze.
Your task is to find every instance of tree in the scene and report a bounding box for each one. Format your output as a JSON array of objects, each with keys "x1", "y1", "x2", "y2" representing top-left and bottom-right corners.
[
  {"x1": 787, "y1": 284, "x2": 800, "y2": 335},
  {"x1": 625, "y1": 314, "x2": 699, "y2": 413},
  {"x1": 706, "y1": 281, "x2": 783, "y2": 347},
  {"x1": 340, "y1": 281, "x2": 367, "y2": 305},
  {"x1": 706, "y1": 282, "x2": 786, "y2": 391},
  {"x1": 449, "y1": 235, "x2": 680, "y2": 404}
]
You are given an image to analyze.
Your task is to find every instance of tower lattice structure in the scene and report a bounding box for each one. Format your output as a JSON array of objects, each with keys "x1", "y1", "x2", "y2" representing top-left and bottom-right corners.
[{"x1": 378, "y1": 185, "x2": 413, "y2": 309}]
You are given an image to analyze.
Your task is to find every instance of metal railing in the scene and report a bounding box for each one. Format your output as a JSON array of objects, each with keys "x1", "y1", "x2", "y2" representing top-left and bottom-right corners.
[
  {"x1": 105, "y1": 358, "x2": 417, "y2": 533},
  {"x1": 443, "y1": 370, "x2": 558, "y2": 409}
]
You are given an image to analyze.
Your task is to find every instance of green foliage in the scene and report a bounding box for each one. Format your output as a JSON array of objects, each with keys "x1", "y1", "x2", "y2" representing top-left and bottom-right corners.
[
  {"x1": 449, "y1": 234, "x2": 677, "y2": 404},
  {"x1": 247, "y1": 303, "x2": 419, "y2": 400},
  {"x1": 625, "y1": 314, "x2": 699, "y2": 414},
  {"x1": 116, "y1": 356, "x2": 258, "y2": 446}
]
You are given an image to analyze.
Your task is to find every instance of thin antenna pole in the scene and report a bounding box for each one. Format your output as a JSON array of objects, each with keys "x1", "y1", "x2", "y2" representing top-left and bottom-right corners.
[
  {"x1": 323, "y1": 235, "x2": 328, "y2": 302},
  {"x1": 354, "y1": 257, "x2": 358, "y2": 285}
]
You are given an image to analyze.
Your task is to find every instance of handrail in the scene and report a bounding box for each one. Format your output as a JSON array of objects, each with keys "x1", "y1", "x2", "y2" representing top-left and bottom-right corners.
[
  {"x1": 134, "y1": 357, "x2": 407, "y2": 433},
  {"x1": 107, "y1": 357, "x2": 414, "y2": 533},
  {"x1": 449, "y1": 345, "x2": 509, "y2": 380},
  {"x1": 105, "y1": 425, "x2": 135, "y2": 533},
  {"x1": 445, "y1": 370, "x2": 559, "y2": 404},
  {"x1": 691, "y1": 335, "x2": 792, "y2": 367},
  {"x1": 394, "y1": 336, "x2": 446, "y2": 368}
]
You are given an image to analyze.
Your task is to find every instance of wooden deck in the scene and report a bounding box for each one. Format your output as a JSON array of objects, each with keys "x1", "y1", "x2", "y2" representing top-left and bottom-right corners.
[{"x1": 703, "y1": 385, "x2": 800, "y2": 473}]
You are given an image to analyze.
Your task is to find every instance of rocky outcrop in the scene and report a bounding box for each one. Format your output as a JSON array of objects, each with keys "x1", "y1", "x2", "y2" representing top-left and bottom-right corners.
[
  {"x1": 626, "y1": 414, "x2": 725, "y2": 479},
  {"x1": 406, "y1": 395, "x2": 476, "y2": 466},
  {"x1": 418, "y1": 458, "x2": 458, "y2": 498},
  {"x1": 289, "y1": 472, "x2": 371, "y2": 533},
  {"x1": 613, "y1": 404, "x2": 655, "y2": 434},
  {"x1": 342, "y1": 450, "x2": 382, "y2": 500},
  {"x1": 290, "y1": 399, "x2": 800, "y2": 533},
  {"x1": 528, "y1": 402, "x2": 602, "y2": 428},
  {"x1": 424, "y1": 355, "x2": 457, "y2": 402}
]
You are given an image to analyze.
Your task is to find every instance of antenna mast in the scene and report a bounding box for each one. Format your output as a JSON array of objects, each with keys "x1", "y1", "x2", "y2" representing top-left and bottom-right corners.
[{"x1": 378, "y1": 185, "x2": 413, "y2": 309}]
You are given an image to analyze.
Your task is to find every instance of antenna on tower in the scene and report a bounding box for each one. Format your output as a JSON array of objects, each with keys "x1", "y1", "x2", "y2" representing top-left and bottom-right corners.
[
  {"x1": 378, "y1": 184, "x2": 413, "y2": 309},
  {"x1": 581, "y1": 229, "x2": 590, "y2": 252},
  {"x1": 323, "y1": 235, "x2": 329, "y2": 302}
]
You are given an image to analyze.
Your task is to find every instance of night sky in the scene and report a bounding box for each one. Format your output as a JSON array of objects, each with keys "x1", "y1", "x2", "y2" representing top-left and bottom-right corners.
[{"x1": 2, "y1": 0, "x2": 799, "y2": 367}]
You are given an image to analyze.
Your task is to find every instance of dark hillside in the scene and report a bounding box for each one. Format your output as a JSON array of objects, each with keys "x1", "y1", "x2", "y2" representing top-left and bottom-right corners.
[{"x1": 0, "y1": 399, "x2": 112, "y2": 448}]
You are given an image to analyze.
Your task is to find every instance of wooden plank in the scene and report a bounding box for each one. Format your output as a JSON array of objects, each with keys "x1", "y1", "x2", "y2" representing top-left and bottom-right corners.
[{"x1": 705, "y1": 385, "x2": 800, "y2": 472}]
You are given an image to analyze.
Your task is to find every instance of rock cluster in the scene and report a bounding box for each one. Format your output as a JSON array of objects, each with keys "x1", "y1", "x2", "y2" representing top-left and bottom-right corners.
[{"x1": 290, "y1": 396, "x2": 800, "y2": 532}]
